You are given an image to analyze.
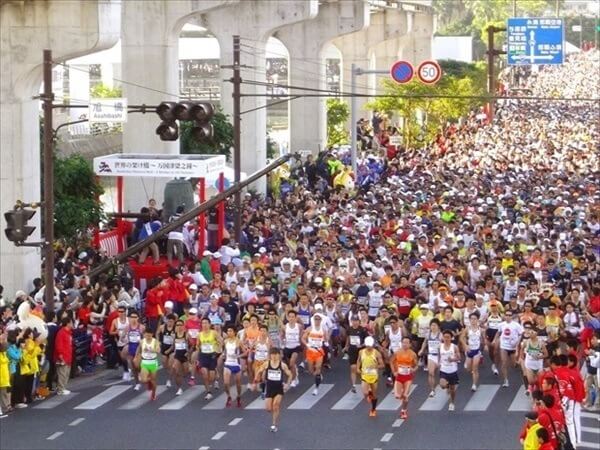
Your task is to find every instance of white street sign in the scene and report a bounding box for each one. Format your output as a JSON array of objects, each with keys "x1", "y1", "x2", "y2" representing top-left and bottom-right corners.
[
  {"x1": 417, "y1": 60, "x2": 442, "y2": 85},
  {"x1": 89, "y1": 98, "x2": 128, "y2": 123}
]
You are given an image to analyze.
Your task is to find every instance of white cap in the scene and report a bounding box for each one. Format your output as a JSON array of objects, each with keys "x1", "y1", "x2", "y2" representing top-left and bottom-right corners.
[
  {"x1": 189, "y1": 308, "x2": 198, "y2": 314},
  {"x1": 258, "y1": 247, "x2": 266, "y2": 254},
  {"x1": 189, "y1": 284, "x2": 198, "y2": 290},
  {"x1": 364, "y1": 336, "x2": 375, "y2": 347},
  {"x1": 314, "y1": 304, "x2": 323, "y2": 311},
  {"x1": 165, "y1": 301, "x2": 174, "y2": 309},
  {"x1": 314, "y1": 277, "x2": 323, "y2": 284},
  {"x1": 533, "y1": 261, "x2": 541, "y2": 268}
]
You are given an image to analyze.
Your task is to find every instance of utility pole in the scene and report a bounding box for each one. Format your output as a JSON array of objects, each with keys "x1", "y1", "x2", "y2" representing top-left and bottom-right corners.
[
  {"x1": 512, "y1": 0, "x2": 517, "y2": 17},
  {"x1": 486, "y1": 26, "x2": 507, "y2": 120},
  {"x1": 232, "y1": 35, "x2": 242, "y2": 243},
  {"x1": 42, "y1": 49, "x2": 55, "y2": 310},
  {"x1": 555, "y1": 0, "x2": 560, "y2": 17}
]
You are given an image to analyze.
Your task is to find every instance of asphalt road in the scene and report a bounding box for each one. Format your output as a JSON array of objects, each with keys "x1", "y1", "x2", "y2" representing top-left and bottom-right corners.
[{"x1": 2, "y1": 357, "x2": 599, "y2": 450}]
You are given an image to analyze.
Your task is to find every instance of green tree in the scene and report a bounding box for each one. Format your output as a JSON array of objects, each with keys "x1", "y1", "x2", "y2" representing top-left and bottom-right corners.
[
  {"x1": 326, "y1": 98, "x2": 349, "y2": 147},
  {"x1": 180, "y1": 108, "x2": 233, "y2": 159},
  {"x1": 266, "y1": 134, "x2": 278, "y2": 159},
  {"x1": 54, "y1": 154, "x2": 105, "y2": 246},
  {"x1": 367, "y1": 61, "x2": 486, "y2": 146},
  {"x1": 90, "y1": 83, "x2": 122, "y2": 98}
]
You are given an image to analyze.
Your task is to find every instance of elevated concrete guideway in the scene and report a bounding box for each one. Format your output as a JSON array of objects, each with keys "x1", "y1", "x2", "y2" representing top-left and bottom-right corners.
[{"x1": 0, "y1": 0, "x2": 121, "y2": 296}]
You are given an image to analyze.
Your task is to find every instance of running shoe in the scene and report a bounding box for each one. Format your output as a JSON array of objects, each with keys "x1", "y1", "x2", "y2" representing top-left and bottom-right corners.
[
  {"x1": 188, "y1": 377, "x2": 196, "y2": 386},
  {"x1": 423, "y1": 366, "x2": 428, "y2": 372},
  {"x1": 213, "y1": 380, "x2": 220, "y2": 390},
  {"x1": 492, "y1": 364, "x2": 499, "y2": 375},
  {"x1": 342, "y1": 353, "x2": 349, "y2": 360},
  {"x1": 165, "y1": 380, "x2": 172, "y2": 388},
  {"x1": 236, "y1": 397, "x2": 242, "y2": 408},
  {"x1": 134, "y1": 383, "x2": 141, "y2": 391},
  {"x1": 225, "y1": 397, "x2": 232, "y2": 408},
  {"x1": 57, "y1": 389, "x2": 71, "y2": 396},
  {"x1": 261, "y1": 391, "x2": 265, "y2": 400},
  {"x1": 122, "y1": 372, "x2": 130, "y2": 381},
  {"x1": 312, "y1": 388, "x2": 319, "y2": 396},
  {"x1": 471, "y1": 384, "x2": 477, "y2": 392},
  {"x1": 270, "y1": 425, "x2": 278, "y2": 433},
  {"x1": 369, "y1": 409, "x2": 377, "y2": 417},
  {"x1": 205, "y1": 392, "x2": 213, "y2": 400},
  {"x1": 400, "y1": 409, "x2": 408, "y2": 420},
  {"x1": 502, "y1": 380, "x2": 509, "y2": 388},
  {"x1": 448, "y1": 403, "x2": 455, "y2": 411},
  {"x1": 291, "y1": 379, "x2": 299, "y2": 388},
  {"x1": 176, "y1": 388, "x2": 183, "y2": 396},
  {"x1": 351, "y1": 386, "x2": 357, "y2": 394},
  {"x1": 429, "y1": 390, "x2": 435, "y2": 398},
  {"x1": 15, "y1": 403, "x2": 27, "y2": 409}
]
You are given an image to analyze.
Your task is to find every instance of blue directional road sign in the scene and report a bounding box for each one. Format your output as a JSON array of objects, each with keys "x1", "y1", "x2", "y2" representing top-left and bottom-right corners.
[
  {"x1": 507, "y1": 17, "x2": 564, "y2": 65},
  {"x1": 390, "y1": 60, "x2": 414, "y2": 84}
]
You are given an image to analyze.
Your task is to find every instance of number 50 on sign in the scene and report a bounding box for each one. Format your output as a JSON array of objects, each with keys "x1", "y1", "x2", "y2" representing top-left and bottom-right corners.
[{"x1": 417, "y1": 61, "x2": 442, "y2": 85}]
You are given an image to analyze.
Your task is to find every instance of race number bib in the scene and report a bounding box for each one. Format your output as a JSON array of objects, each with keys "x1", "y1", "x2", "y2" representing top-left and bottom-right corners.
[
  {"x1": 201, "y1": 343, "x2": 214, "y2": 353},
  {"x1": 349, "y1": 335, "x2": 361, "y2": 346},
  {"x1": 267, "y1": 370, "x2": 282, "y2": 381}
]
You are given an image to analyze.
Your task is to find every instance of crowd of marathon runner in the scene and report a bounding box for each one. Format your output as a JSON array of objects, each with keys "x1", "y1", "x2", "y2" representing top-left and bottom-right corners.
[{"x1": 0, "y1": 49, "x2": 598, "y2": 446}]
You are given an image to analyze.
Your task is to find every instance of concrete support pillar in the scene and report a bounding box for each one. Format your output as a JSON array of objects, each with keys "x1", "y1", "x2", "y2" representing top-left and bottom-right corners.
[
  {"x1": 274, "y1": 0, "x2": 368, "y2": 154},
  {"x1": 199, "y1": 0, "x2": 318, "y2": 193},
  {"x1": 0, "y1": 0, "x2": 120, "y2": 296},
  {"x1": 397, "y1": 11, "x2": 435, "y2": 65}
]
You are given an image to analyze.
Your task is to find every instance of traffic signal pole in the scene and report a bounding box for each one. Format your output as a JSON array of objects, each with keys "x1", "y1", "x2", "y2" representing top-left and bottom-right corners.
[
  {"x1": 232, "y1": 35, "x2": 242, "y2": 243},
  {"x1": 42, "y1": 49, "x2": 55, "y2": 310},
  {"x1": 486, "y1": 26, "x2": 507, "y2": 120}
]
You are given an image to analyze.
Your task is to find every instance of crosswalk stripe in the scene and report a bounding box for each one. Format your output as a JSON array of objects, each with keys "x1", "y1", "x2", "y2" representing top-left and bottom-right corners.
[
  {"x1": 579, "y1": 441, "x2": 600, "y2": 450},
  {"x1": 118, "y1": 386, "x2": 167, "y2": 409},
  {"x1": 419, "y1": 386, "x2": 450, "y2": 411},
  {"x1": 464, "y1": 385, "x2": 500, "y2": 411},
  {"x1": 331, "y1": 389, "x2": 364, "y2": 410},
  {"x1": 244, "y1": 395, "x2": 264, "y2": 410},
  {"x1": 379, "y1": 384, "x2": 417, "y2": 410},
  {"x1": 34, "y1": 392, "x2": 79, "y2": 409},
  {"x1": 74, "y1": 386, "x2": 130, "y2": 410},
  {"x1": 288, "y1": 384, "x2": 333, "y2": 410},
  {"x1": 159, "y1": 386, "x2": 205, "y2": 410},
  {"x1": 508, "y1": 386, "x2": 532, "y2": 411},
  {"x1": 203, "y1": 387, "x2": 248, "y2": 410},
  {"x1": 582, "y1": 411, "x2": 600, "y2": 419},
  {"x1": 581, "y1": 426, "x2": 600, "y2": 434}
]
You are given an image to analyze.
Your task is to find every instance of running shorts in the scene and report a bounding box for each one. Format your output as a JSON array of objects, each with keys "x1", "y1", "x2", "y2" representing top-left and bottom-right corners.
[
  {"x1": 348, "y1": 349, "x2": 359, "y2": 365},
  {"x1": 224, "y1": 364, "x2": 241, "y2": 374},
  {"x1": 305, "y1": 347, "x2": 324, "y2": 364},
  {"x1": 440, "y1": 371, "x2": 459, "y2": 385},
  {"x1": 466, "y1": 349, "x2": 481, "y2": 359},
  {"x1": 485, "y1": 329, "x2": 498, "y2": 342},
  {"x1": 140, "y1": 359, "x2": 159, "y2": 373},
  {"x1": 199, "y1": 352, "x2": 218, "y2": 371},
  {"x1": 395, "y1": 373, "x2": 414, "y2": 384},
  {"x1": 361, "y1": 374, "x2": 378, "y2": 385},
  {"x1": 283, "y1": 346, "x2": 302, "y2": 361},
  {"x1": 265, "y1": 385, "x2": 284, "y2": 399}
]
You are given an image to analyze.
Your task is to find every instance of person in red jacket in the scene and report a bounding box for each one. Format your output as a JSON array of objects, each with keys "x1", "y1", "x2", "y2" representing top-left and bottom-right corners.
[
  {"x1": 551, "y1": 354, "x2": 577, "y2": 446},
  {"x1": 165, "y1": 269, "x2": 186, "y2": 316},
  {"x1": 537, "y1": 394, "x2": 565, "y2": 450},
  {"x1": 536, "y1": 428, "x2": 555, "y2": 450},
  {"x1": 568, "y1": 354, "x2": 585, "y2": 445},
  {"x1": 53, "y1": 317, "x2": 73, "y2": 395},
  {"x1": 145, "y1": 280, "x2": 167, "y2": 333}
]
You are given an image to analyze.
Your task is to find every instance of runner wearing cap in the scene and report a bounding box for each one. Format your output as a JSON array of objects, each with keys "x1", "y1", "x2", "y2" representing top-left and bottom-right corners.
[
  {"x1": 391, "y1": 336, "x2": 418, "y2": 419},
  {"x1": 301, "y1": 314, "x2": 329, "y2": 396},
  {"x1": 357, "y1": 336, "x2": 384, "y2": 417},
  {"x1": 486, "y1": 301, "x2": 504, "y2": 376}
]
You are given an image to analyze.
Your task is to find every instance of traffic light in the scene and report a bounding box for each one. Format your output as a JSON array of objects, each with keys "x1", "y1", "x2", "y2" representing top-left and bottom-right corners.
[
  {"x1": 155, "y1": 101, "x2": 214, "y2": 142},
  {"x1": 4, "y1": 208, "x2": 36, "y2": 243}
]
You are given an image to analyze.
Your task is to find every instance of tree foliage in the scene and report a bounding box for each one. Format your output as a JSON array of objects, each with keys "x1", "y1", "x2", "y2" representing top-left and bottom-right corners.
[
  {"x1": 180, "y1": 108, "x2": 233, "y2": 159},
  {"x1": 54, "y1": 154, "x2": 105, "y2": 246},
  {"x1": 326, "y1": 98, "x2": 349, "y2": 147},
  {"x1": 90, "y1": 83, "x2": 122, "y2": 98},
  {"x1": 367, "y1": 61, "x2": 487, "y2": 147}
]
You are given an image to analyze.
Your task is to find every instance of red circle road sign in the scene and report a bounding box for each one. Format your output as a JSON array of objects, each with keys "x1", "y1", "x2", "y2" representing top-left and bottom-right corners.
[
  {"x1": 417, "y1": 60, "x2": 442, "y2": 85},
  {"x1": 390, "y1": 60, "x2": 414, "y2": 84}
]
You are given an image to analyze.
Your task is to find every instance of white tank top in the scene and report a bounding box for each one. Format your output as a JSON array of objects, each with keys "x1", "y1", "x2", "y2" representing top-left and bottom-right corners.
[
  {"x1": 387, "y1": 328, "x2": 403, "y2": 353},
  {"x1": 116, "y1": 317, "x2": 129, "y2": 346},
  {"x1": 439, "y1": 343, "x2": 458, "y2": 373},
  {"x1": 255, "y1": 341, "x2": 269, "y2": 361},
  {"x1": 141, "y1": 339, "x2": 158, "y2": 361},
  {"x1": 284, "y1": 323, "x2": 301, "y2": 349},
  {"x1": 427, "y1": 332, "x2": 441, "y2": 355},
  {"x1": 224, "y1": 340, "x2": 240, "y2": 366},
  {"x1": 467, "y1": 327, "x2": 481, "y2": 351}
]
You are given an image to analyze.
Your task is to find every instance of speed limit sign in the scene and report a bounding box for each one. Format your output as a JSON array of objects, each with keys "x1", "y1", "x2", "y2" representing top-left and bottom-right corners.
[{"x1": 417, "y1": 60, "x2": 442, "y2": 85}]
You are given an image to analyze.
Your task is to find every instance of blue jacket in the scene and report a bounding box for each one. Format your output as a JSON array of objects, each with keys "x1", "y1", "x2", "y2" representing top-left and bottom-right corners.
[{"x1": 7, "y1": 344, "x2": 22, "y2": 375}]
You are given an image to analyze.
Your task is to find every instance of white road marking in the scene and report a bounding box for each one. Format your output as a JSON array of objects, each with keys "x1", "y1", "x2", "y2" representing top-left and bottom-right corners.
[
  {"x1": 204, "y1": 387, "x2": 247, "y2": 410},
  {"x1": 288, "y1": 384, "x2": 333, "y2": 410},
  {"x1": 68, "y1": 418, "x2": 85, "y2": 426},
  {"x1": 211, "y1": 432, "x2": 226, "y2": 440},
  {"x1": 47, "y1": 432, "x2": 63, "y2": 441},
  {"x1": 579, "y1": 441, "x2": 600, "y2": 449},
  {"x1": 198, "y1": 446, "x2": 210, "y2": 450},
  {"x1": 392, "y1": 419, "x2": 404, "y2": 427},
  {"x1": 581, "y1": 426, "x2": 600, "y2": 434},
  {"x1": 508, "y1": 386, "x2": 531, "y2": 411},
  {"x1": 104, "y1": 379, "x2": 127, "y2": 387},
  {"x1": 228, "y1": 418, "x2": 243, "y2": 426},
  {"x1": 159, "y1": 386, "x2": 205, "y2": 410},
  {"x1": 74, "y1": 386, "x2": 130, "y2": 410},
  {"x1": 380, "y1": 433, "x2": 393, "y2": 442},
  {"x1": 419, "y1": 386, "x2": 451, "y2": 411},
  {"x1": 582, "y1": 411, "x2": 600, "y2": 419},
  {"x1": 34, "y1": 392, "x2": 79, "y2": 409},
  {"x1": 244, "y1": 395, "x2": 265, "y2": 410},
  {"x1": 464, "y1": 385, "x2": 500, "y2": 411},
  {"x1": 331, "y1": 389, "x2": 364, "y2": 410},
  {"x1": 119, "y1": 386, "x2": 167, "y2": 409},
  {"x1": 379, "y1": 384, "x2": 416, "y2": 410}
]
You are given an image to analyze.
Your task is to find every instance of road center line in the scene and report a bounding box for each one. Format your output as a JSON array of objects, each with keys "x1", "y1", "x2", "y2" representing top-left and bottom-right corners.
[
  {"x1": 381, "y1": 433, "x2": 393, "y2": 442},
  {"x1": 69, "y1": 418, "x2": 85, "y2": 426},
  {"x1": 198, "y1": 446, "x2": 210, "y2": 450},
  {"x1": 392, "y1": 419, "x2": 404, "y2": 427},
  {"x1": 228, "y1": 418, "x2": 243, "y2": 426},
  {"x1": 211, "y1": 432, "x2": 226, "y2": 440},
  {"x1": 47, "y1": 432, "x2": 63, "y2": 441}
]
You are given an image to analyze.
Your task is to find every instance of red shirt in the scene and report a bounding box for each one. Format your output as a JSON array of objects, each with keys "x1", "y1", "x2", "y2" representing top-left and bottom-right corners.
[
  {"x1": 538, "y1": 406, "x2": 564, "y2": 449},
  {"x1": 77, "y1": 306, "x2": 91, "y2": 326},
  {"x1": 105, "y1": 309, "x2": 120, "y2": 333},
  {"x1": 568, "y1": 366, "x2": 586, "y2": 403},
  {"x1": 54, "y1": 326, "x2": 73, "y2": 365},
  {"x1": 552, "y1": 367, "x2": 576, "y2": 401},
  {"x1": 392, "y1": 287, "x2": 415, "y2": 317},
  {"x1": 588, "y1": 293, "x2": 600, "y2": 316},
  {"x1": 145, "y1": 286, "x2": 166, "y2": 319},
  {"x1": 166, "y1": 277, "x2": 186, "y2": 304}
]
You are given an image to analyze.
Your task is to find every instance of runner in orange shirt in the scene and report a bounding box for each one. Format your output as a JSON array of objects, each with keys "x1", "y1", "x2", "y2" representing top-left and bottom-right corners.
[
  {"x1": 301, "y1": 315, "x2": 330, "y2": 396},
  {"x1": 391, "y1": 336, "x2": 418, "y2": 419}
]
